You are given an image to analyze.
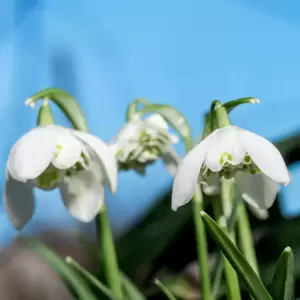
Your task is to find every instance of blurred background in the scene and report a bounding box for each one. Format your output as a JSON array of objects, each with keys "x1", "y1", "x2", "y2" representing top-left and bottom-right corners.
[{"x1": 1, "y1": 0, "x2": 300, "y2": 299}]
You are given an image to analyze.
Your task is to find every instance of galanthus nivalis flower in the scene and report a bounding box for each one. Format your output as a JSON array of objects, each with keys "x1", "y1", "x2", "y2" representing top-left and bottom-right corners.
[
  {"x1": 5, "y1": 125, "x2": 118, "y2": 230},
  {"x1": 172, "y1": 125, "x2": 290, "y2": 211},
  {"x1": 111, "y1": 114, "x2": 180, "y2": 175}
]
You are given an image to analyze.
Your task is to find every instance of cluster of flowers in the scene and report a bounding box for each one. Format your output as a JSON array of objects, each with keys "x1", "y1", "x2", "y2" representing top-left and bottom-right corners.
[{"x1": 5, "y1": 97, "x2": 290, "y2": 231}]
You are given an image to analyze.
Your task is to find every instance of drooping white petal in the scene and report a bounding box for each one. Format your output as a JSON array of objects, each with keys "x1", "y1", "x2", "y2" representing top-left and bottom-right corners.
[
  {"x1": 161, "y1": 148, "x2": 181, "y2": 176},
  {"x1": 59, "y1": 156, "x2": 105, "y2": 222},
  {"x1": 51, "y1": 131, "x2": 83, "y2": 169},
  {"x1": 172, "y1": 138, "x2": 210, "y2": 211},
  {"x1": 204, "y1": 126, "x2": 246, "y2": 172},
  {"x1": 8, "y1": 126, "x2": 59, "y2": 182},
  {"x1": 235, "y1": 172, "x2": 280, "y2": 209},
  {"x1": 71, "y1": 131, "x2": 118, "y2": 194},
  {"x1": 145, "y1": 114, "x2": 169, "y2": 130},
  {"x1": 237, "y1": 128, "x2": 290, "y2": 184},
  {"x1": 4, "y1": 173, "x2": 35, "y2": 230}
]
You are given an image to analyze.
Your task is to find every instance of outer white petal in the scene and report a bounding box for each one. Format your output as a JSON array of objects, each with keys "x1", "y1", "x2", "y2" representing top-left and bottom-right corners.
[
  {"x1": 71, "y1": 131, "x2": 118, "y2": 194},
  {"x1": 4, "y1": 173, "x2": 35, "y2": 230},
  {"x1": 8, "y1": 127, "x2": 59, "y2": 182},
  {"x1": 145, "y1": 114, "x2": 168, "y2": 130},
  {"x1": 161, "y1": 148, "x2": 181, "y2": 176},
  {"x1": 59, "y1": 155, "x2": 105, "y2": 222},
  {"x1": 51, "y1": 132, "x2": 82, "y2": 169},
  {"x1": 235, "y1": 172, "x2": 280, "y2": 209},
  {"x1": 172, "y1": 138, "x2": 210, "y2": 211},
  {"x1": 204, "y1": 126, "x2": 245, "y2": 172},
  {"x1": 237, "y1": 128, "x2": 290, "y2": 184}
]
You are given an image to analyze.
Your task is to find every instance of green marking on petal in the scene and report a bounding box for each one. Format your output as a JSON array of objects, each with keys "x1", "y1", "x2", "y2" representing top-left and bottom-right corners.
[
  {"x1": 54, "y1": 144, "x2": 63, "y2": 158},
  {"x1": 243, "y1": 154, "x2": 251, "y2": 164},
  {"x1": 219, "y1": 152, "x2": 232, "y2": 165}
]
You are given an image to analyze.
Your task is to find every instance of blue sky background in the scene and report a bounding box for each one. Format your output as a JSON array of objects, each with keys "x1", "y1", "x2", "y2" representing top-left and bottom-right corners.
[{"x1": 0, "y1": 0, "x2": 300, "y2": 244}]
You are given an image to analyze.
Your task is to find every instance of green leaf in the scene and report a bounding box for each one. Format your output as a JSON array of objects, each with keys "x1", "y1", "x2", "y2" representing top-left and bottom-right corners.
[
  {"x1": 154, "y1": 279, "x2": 178, "y2": 300},
  {"x1": 223, "y1": 97, "x2": 260, "y2": 113},
  {"x1": 24, "y1": 237, "x2": 98, "y2": 300},
  {"x1": 27, "y1": 88, "x2": 89, "y2": 132},
  {"x1": 271, "y1": 247, "x2": 295, "y2": 300},
  {"x1": 138, "y1": 104, "x2": 193, "y2": 150},
  {"x1": 159, "y1": 274, "x2": 202, "y2": 300},
  {"x1": 126, "y1": 98, "x2": 151, "y2": 121},
  {"x1": 65, "y1": 256, "x2": 120, "y2": 300},
  {"x1": 200, "y1": 212, "x2": 272, "y2": 300},
  {"x1": 121, "y1": 272, "x2": 146, "y2": 300}
]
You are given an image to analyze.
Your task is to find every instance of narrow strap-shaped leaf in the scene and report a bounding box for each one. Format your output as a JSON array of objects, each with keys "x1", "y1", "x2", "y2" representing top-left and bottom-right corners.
[
  {"x1": 223, "y1": 97, "x2": 259, "y2": 113},
  {"x1": 271, "y1": 247, "x2": 295, "y2": 300},
  {"x1": 138, "y1": 104, "x2": 193, "y2": 150},
  {"x1": 24, "y1": 237, "x2": 98, "y2": 300},
  {"x1": 126, "y1": 98, "x2": 151, "y2": 121},
  {"x1": 65, "y1": 257, "x2": 121, "y2": 300},
  {"x1": 154, "y1": 279, "x2": 178, "y2": 300},
  {"x1": 26, "y1": 88, "x2": 89, "y2": 132},
  {"x1": 200, "y1": 212, "x2": 272, "y2": 300},
  {"x1": 121, "y1": 272, "x2": 146, "y2": 300}
]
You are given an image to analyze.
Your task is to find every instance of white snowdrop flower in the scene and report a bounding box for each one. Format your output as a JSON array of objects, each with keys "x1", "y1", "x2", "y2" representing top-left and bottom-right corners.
[
  {"x1": 172, "y1": 125, "x2": 290, "y2": 211},
  {"x1": 5, "y1": 125, "x2": 118, "y2": 230},
  {"x1": 111, "y1": 114, "x2": 180, "y2": 175}
]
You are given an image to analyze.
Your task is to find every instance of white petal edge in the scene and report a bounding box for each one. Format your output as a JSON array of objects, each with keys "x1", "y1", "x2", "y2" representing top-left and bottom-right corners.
[
  {"x1": 8, "y1": 126, "x2": 59, "y2": 182},
  {"x1": 4, "y1": 173, "x2": 35, "y2": 230},
  {"x1": 171, "y1": 137, "x2": 210, "y2": 211},
  {"x1": 161, "y1": 148, "x2": 181, "y2": 176},
  {"x1": 59, "y1": 170, "x2": 105, "y2": 222},
  {"x1": 235, "y1": 172, "x2": 280, "y2": 210},
  {"x1": 71, "y1": 131, "x2": 118, "y2": 194},
  {"x1": 237, "y1": 128, "x2": 290, "y2": 185}
]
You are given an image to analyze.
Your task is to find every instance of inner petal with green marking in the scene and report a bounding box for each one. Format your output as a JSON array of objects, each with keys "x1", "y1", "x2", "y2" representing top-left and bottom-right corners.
[{"x1": 201, "y1": 152, "x2": 261, "y2": 183}]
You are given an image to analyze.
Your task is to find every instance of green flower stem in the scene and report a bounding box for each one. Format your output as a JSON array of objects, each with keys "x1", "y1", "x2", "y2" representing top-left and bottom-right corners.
[
  {"x1": 237, "y1": 202, "x2": 259, "y2": 274},
  {"x1": 193, "y1": 185, "x2": 212, "y2": 300},
  {"x1": 212, "y1": 195, "x2": 241, "y2": 300},
  {"x1": 37, "y1": 99, "x2": 55, "y2": 126},
  {"x1": 209, "y1": 100, "x2": 231, "y2": 132},
  {"x1": 183, "y1": 131, "x2": 211, "y2": 300},
  {"x1": 97, "y1": 205, "x2": 123, "y2": 298}
]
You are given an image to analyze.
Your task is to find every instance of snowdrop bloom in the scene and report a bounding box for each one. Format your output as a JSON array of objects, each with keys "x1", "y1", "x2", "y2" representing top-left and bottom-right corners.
[
  {"x1": 5, "y1": 125, "x2": 118, "y2": 230},
  {"x1": 172, "y1": 125, "x2": 290, "y2": 211},
  {"x1": 111, "y1": 114, "x2": 180, "y2": 175}
]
